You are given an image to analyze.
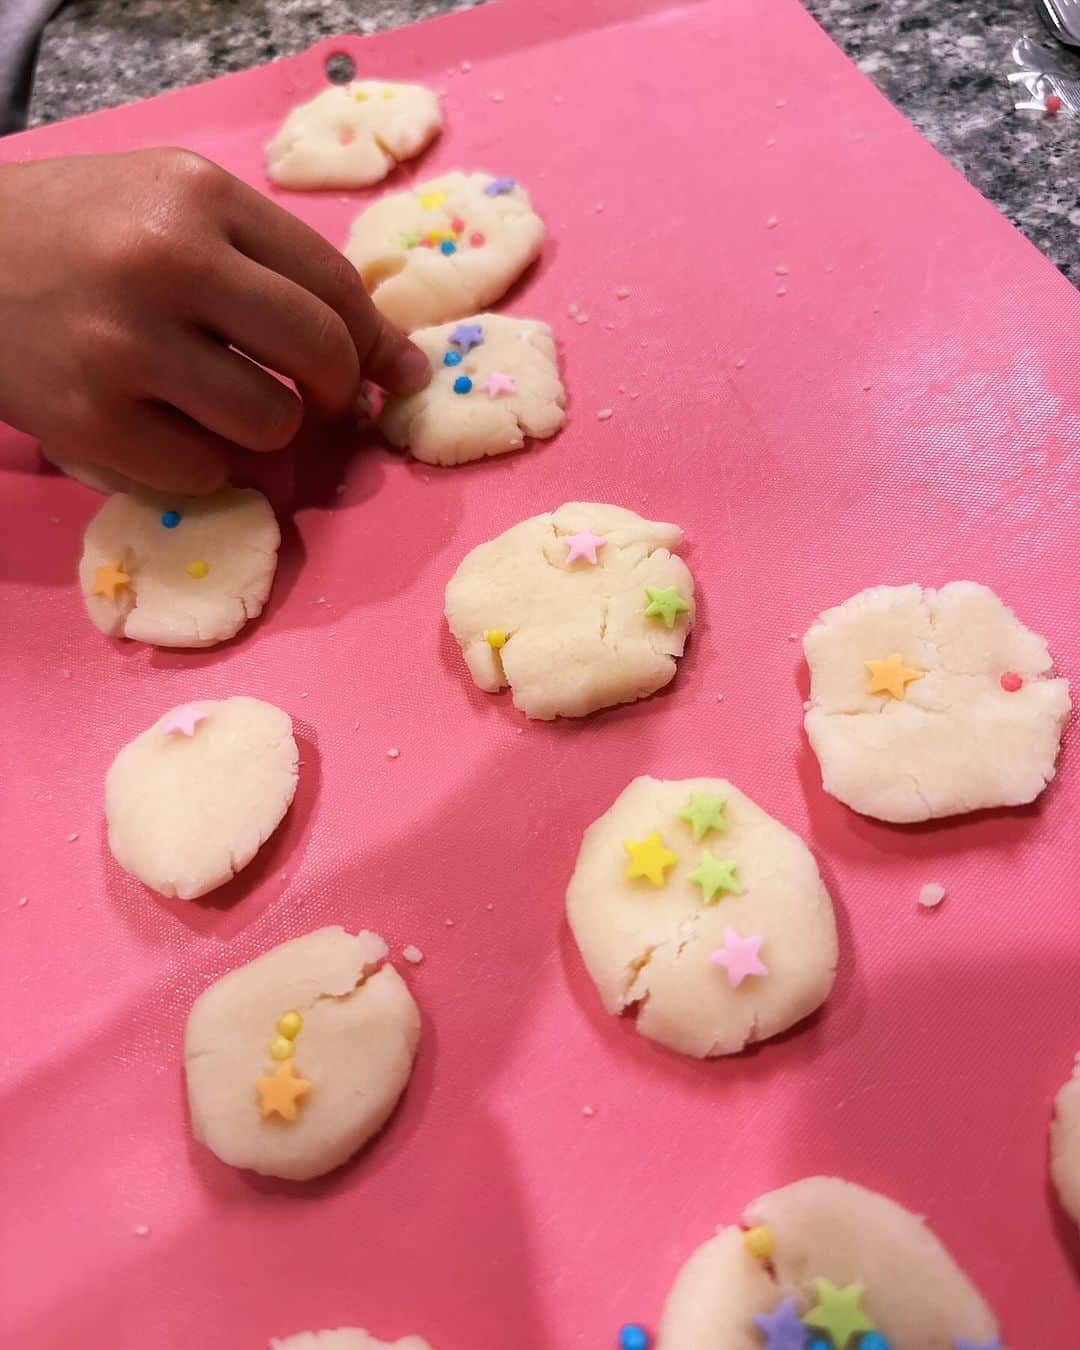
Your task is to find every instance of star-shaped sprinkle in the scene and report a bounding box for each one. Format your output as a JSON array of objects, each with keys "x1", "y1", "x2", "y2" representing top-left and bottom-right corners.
[
  {"x1": 803, "y1": 1279, "x2": 875, "y2": 1348},
  {"x1": 754, "y1": 1297, "x2": 809, "y2": 1350},
  {"x1": 644, "y1": 585, "x2": 690, "y2": 628},
  {"x1": 484, "y1": 175, "x2": 516, "y2": 195},
  {"x1": 623, "y1": 831, "x2": 678, "y2": 886},
  {"x1": 449, "y1": 322, "x2": 484, "y2": 352},
  {"x1": 257, "y1": 1060, "x2": 310, "y2": 1123},
  {"x1": 709, "y1": 927, "x2": 768, "y2": 988},
  {"x1": 91, "y1": 560, "x2": 131, "y2": 600},
  {"x1": 688, "y1": 851, "x2": 742, "y2": 904},
  {"x1": 484, "y1": 371, "x2": 516, "y2": 397},
  {"x1": 865, "y1": 652, "x2": 922, "y2": 700},
  {"x1": 677, "y1": 792, "x2": 727, "y2": 841},
  {"x1": 160, "y1": 705, "x2": 207, "y2": 737},
  {"x1": 563, "y1": 529, "x2": 606, "y2": 566},
  {"x1": 418, "y1": 189, "x2": 446, "y2": 209},
  {"x1": 953, "y1": 1340, "x2": 1003, "y2": 1350}
]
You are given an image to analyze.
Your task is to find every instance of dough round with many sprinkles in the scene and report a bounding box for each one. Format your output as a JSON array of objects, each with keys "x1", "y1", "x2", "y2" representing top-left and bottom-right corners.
[
  {"x1": 272, "y1": 1333, "x2": 432, "y2": 1350},
  {"x1": 658, "y1": 1177, "x2": 1001, "y2": 1349},
  {"x1": 79, "y1": 486, "x2": 280, "y2": 648},
  {"x1": 186, "y1": 927, "x2": 421, "y2": 1181},
  {"x1": 106, "y1": 697, "x2": 298, "y2": 900},
  {"x1": 344, "y1": 171, "x2": 544, "y2": 330},
  {"x1": 566, "y1": 776, "x2": 837, "y2": 1057},
  {"x1": 444, "y1": 503, "x2": 694, "y2": 720},
  {"x1": 803, "y1": 581, "x2": 1071, "y2": 822},
  {"x1": 378, "y1": 313, "x2": 565, "y2": 465},
  {"x1": 266, "y1": 80, "x2": 442, "y2": 189},
  {"x1": 1051, "y1": 1053, "x2": 1080, "y2": 1225}
]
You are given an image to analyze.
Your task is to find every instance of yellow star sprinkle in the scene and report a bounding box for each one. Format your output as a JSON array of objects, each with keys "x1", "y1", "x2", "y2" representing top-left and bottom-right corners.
[
  {"x1": 624, "y1": 831, "x2": 679, "y2": 886},
  {"x1": 91, "y1": 560, "x2": 131, "y2": 600},
  {"x1": 803, "y1": 1279, "x2": 876, "y2": 1348},
  {"x1": 678, "y1": 792, "x2": 728, "y2": 841},
  {"x1": 257, "y1": 1060, "x2": 310, "y2": 1123},
  {"x1": 865, "y1": 652, "x2": 923, "y2": 699},
  {"x1": 687, "y1": 850, "x2": 742, "y2": 904},
  {"x1": 419, "y1": 189, "x2": 447, "y2": 210}
]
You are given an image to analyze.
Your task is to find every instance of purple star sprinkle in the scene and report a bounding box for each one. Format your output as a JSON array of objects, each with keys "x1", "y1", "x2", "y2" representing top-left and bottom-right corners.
[
  {"x1": 753, "y1": 1298, "x2": 808, "y2": 1350},
  {"x1": 484, "y1": 176, "x2": 516, "y2": 195},
  {"x1": 449, "y1": 322, "x2": 484, "y2": 353}
]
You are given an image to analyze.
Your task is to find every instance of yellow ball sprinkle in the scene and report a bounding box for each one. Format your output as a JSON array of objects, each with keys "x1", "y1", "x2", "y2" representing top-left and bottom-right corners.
[
  {"x1": 186, "y1": 559, "x2": 209, "y2": 579},
  {"x1": 353, "y1": 88, "x2": 368, "y2": 101},
  {"x1": 383, "y1": 88, "x2": 396, "y2": 99},
  {"x1": 269, "y1": 1035, "x2": 295, "y2": 1061},
  {"x1": 277, "y1": 1010, "x2": 303, "y2": 1039},
  {"x1": 419, "y1": 190, "x2": 446, "y2": 210},
  {"x1": 486, "y1": 628, "x2": 507, "y2": 649},
  {"x1": 743, "y1": 1225, "x2": 775, "y2": 1261}
]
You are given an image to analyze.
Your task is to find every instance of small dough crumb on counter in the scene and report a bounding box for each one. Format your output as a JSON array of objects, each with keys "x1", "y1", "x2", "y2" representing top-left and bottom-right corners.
[{"x1": 918, "y1": 882, "x2": 947, "y2": 909}]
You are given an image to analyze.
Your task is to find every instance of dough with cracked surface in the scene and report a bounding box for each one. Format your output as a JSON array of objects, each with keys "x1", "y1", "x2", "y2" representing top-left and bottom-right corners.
[
  {"x1": 444, "y1": 502, "x2": 694, "y2": 720},
  {"x1": 658, "y1": 1176, "x2": 1000, "y2": 1349},
  {"x1": 344, "y1": 171, "x2": 544, "y2": 329},
  {"x1": 266, "y1": 80, "x2": 442, "y2": 189},
  {"x1": 79, "y1": 486, "x2": 280, "y2": 648},
  {"x1": 804, "y1": 581, "x2": 1071, "y2": 822},
  {"x1": 1051, "y1": 1053, "x2": 1080, "y2": 1225},
  {"x1": 378, "y1": 313, "x2": 564, "y2": 465},
  {"x1": 186, "y1": 927, "x2": 421, "y2": 1181},
  {"x1": 106, "y1": 697, "x2": 298, "y2": 900},
  {"x1": 566, "y1": 776, "x2": 837, "y2": 1057}
]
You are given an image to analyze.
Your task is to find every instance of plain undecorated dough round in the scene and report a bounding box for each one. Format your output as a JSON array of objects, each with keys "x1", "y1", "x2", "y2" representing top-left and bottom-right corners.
[
  {"x1": 378, "y1": 313, "x2": 565, "y2": 465},
  {"x1": 272, "y1": 1333, "x2": 432, "y2": 1350},
  {"x1": 266, "y1": 80, "x2": 442, "y2": 189},
  {"x1": 444, "y1": 502, "x2": 694, "y2": 720},
  {"x1": 106, "y1": 697, "x2": 298, "y2": 900},
  {"x1": 804, "y1": 581, "x2": 1071, "y2": 822},
  {"x1": 344, "y1": 171, "x2": 545, "y2": 329},
  {"x1": 1051, "y1": 1053, "x2": 1080, "y2": 1224},
  {"x1": 79, "y1": 487, "x2": 280, "y2": 648},
  {"x1": 566, "y1": 776, "x2": 837, "y2": 1057},
  {"x1": 186, "y1": 927, "x2": 421, "y2": 1181},
  {"x1": 658, "y1": 1176, "x2": 1000, "y2": 1349}
]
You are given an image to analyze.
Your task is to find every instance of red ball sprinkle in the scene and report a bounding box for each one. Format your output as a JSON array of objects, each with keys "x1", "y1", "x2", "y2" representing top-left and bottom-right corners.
[
  {"x1": 1000, "y1": 671, "x2": 1023, "y2": 692},
  {"x1": 469, "y1": 231, "x2": 486, "y2": 247},
  {"x1": 1045, "y1": 95, "x2": 1062, "y2": 115},
  {"x1": 420, "y1": 237, "x2": 435, "y2": 247},
  {"x1": 451, "y1": 216, "x2": 466, "y2": 234}
]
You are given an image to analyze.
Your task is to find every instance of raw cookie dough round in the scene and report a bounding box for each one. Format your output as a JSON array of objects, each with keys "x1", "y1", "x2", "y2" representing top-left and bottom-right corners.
[
  {"x1": 79, "y1": 486, "x2": 280, "y2": 648},
  {"x1": 1051, "y1": 1053, "x2": 1080, "y2": 1224},
  {"x1": 41, "y1": 446, "x2": 133, "y2": 494},
  {"x1": 186, "y1": 927, "x2": 421, "y2": 1181},
  {"x1": 444, "y1": 503, "x2": 695, "y2": 720},
  {"x1": 378, "y1": 313, "x2": 564, "y2": 465},
  {"x1": 566, "y1": 776, "x2": 837, "y2": 1057},
  {"x1": 344, "y1": 171, "x2": 544, "y2": 330},
  {"x1": 804, "y1": 581, "x2": 1071, "y2": 822},
  {"x1": 658, "y1": 1176, "x2": 1000, "y2": 1349},
  {"x1": 106, "y1": 697, "x2": 298, "y2": 900},
  {"x1": 272, "y1": 1332, "x2": 432, "y2": 1350},
  {"x1": 266, "y1": 80, "x2": 442, "y2": 189}
]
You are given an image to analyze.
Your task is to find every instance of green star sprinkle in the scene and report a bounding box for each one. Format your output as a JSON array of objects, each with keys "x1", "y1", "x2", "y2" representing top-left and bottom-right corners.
[
  {"x1": 803, "y1": 1279, "x2": 876, "y2": 1348},
  {"x1": 687, "y1": 851, "x2": 742, "y2": 904},
  {"x1": 678, "y1": 793, "x2": 728, "y2": 841},
  {"x1": 644, "y1": 585, "x2": 690, "y2": 628}
]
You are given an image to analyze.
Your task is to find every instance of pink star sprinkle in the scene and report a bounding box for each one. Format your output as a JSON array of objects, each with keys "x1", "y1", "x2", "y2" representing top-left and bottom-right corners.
[
  {"x1": 563, "y1": 529, "x2": 607, "y2": 566},
  {"x1": 161, "y1": 705, "x2": 207, "y2": 737},
  {"x1": 484, "y1": 371, "x2": 516, "y2": 397},
  {"x1": 709, "y1": 927, "x2": 768, "y2": 988}
]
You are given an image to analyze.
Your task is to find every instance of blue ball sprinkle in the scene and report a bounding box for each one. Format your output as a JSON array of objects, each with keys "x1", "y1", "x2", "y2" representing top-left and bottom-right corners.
[
  {"x1": 161, "y1": 510, "x2": 181, "y2": 528},
  {"x1": 453, "y1": 375, "x2": 473, "y2": 395},
  {"x1": 443, "y1": 350, "x2": 463, "y2": 366},
  {"x1": 858, "y1": 1335, "x2": 891, "y2": 1350},
  {"x1": 808, "y1": 1340, "x2": 832, "y2": 1350},
  {"x1": 618, "y1": 1326, "x2": 649, "y2": 1350},
  {"x1": 440, "y1": 238, "x2": 457, "y2": 255}
]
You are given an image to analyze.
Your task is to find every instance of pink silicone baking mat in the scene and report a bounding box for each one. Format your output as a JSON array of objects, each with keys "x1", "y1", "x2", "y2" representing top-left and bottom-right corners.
[{"x1": 2, "y1": 0, "x2": 1078, "y2": 1345}]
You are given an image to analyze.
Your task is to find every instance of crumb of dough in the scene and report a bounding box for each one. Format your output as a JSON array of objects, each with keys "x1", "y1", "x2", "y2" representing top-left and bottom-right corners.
[
  {"x1": 133, "y1": 1225, "x2": 151, "y2": 1238},
  {"x1": 616, "y1": 286, "x2": 631, "y2": 298},
  {"x1": 596, "y1": 408, "x2": 614, "y2": 421},
  {"x1": 387, "y1": 747, "x2": 401, "y2": 759},
  {"x1": 402, "y1": 945, "x2": 424, "y2": 964},
  {"x1": 918, "y1": 882, "x2": 947, "y2": 909},
  {"x1": 17, "y1": 896, "x2": 28, "y2": 907}
]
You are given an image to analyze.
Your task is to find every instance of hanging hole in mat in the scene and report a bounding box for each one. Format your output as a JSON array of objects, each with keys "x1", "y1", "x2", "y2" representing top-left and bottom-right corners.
[{"x1": 325, "y1": 51, "x2": 357, "y2": 85}]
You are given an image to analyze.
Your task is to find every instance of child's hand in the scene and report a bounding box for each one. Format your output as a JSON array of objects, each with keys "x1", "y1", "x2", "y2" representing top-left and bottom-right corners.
[{"x1": 0, "y1": 148, "x2": 431, "y2": 493}]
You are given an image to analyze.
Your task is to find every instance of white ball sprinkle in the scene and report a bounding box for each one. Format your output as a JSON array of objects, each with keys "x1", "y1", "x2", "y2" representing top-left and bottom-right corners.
[
  {"x1": 402, "y1": 945, "x2": 424, "y2": 964},
  {"x1": 918, "y1": 882, "x2": 947, "y2": 909},
  {"x1": 133, "y1": 1225, "x2": 151, "y2": 1238},
  {"x1": 17, "y1": 896, "x2": 29, "y2": 908},
  {"x1": 715, "y1": 694, "x2": 725, "y2": 702},
  {"x1": 766, "y1": 215, "x2": 779, "y2": 228},
  {"x1": 582, "y1": 1105, "x2": 596, "y2": 1117},
  {"x1": 596, "y1": 408, "x2": 614, "y2": 421},
  {"x1": 387, "y1": 747, "x2": 401, "y2": 759},
  {"x1": 444, "y1": 917, "x2": 454, "y2": 927},
  {"x1": 486, "y1": 902, "x2": 495, "y2": 910}
]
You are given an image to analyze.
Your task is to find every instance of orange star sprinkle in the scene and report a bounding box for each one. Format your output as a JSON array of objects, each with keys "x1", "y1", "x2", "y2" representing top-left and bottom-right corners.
[
  {"x1": 91, "y1": 560, "x2": 131, "y2": 601},
  {"x1": 257, "y1": 1060, "x2": 310, "y2": 1123},
  {"x1": 865, "y1": 652, "x2": 922, "y2": 700}
]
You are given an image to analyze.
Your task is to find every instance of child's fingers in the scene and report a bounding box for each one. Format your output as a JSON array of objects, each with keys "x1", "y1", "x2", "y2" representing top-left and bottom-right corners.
[
  {"x1": 198, "y1": 255, "x2": 361, "y2": 416},
  {"x1": 226, "y1": 186, "x2": 431, "y2": 395},
  {"x1": 148, "y1": 332, "x2": 303, "y2": 452},
  {"x1": 92, "y1": 404, "x2": 233, "y2": 494}
]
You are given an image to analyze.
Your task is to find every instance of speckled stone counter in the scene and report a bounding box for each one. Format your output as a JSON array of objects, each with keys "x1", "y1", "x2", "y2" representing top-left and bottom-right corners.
[{"x1": 25, "y1": 0, "x2": 1078, "y2": 278}]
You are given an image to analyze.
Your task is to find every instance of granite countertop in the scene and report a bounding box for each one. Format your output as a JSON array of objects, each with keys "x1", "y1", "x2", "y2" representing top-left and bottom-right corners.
[{"x1": 26, "y1": 0, "x2": 1078, "y2": 279}]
